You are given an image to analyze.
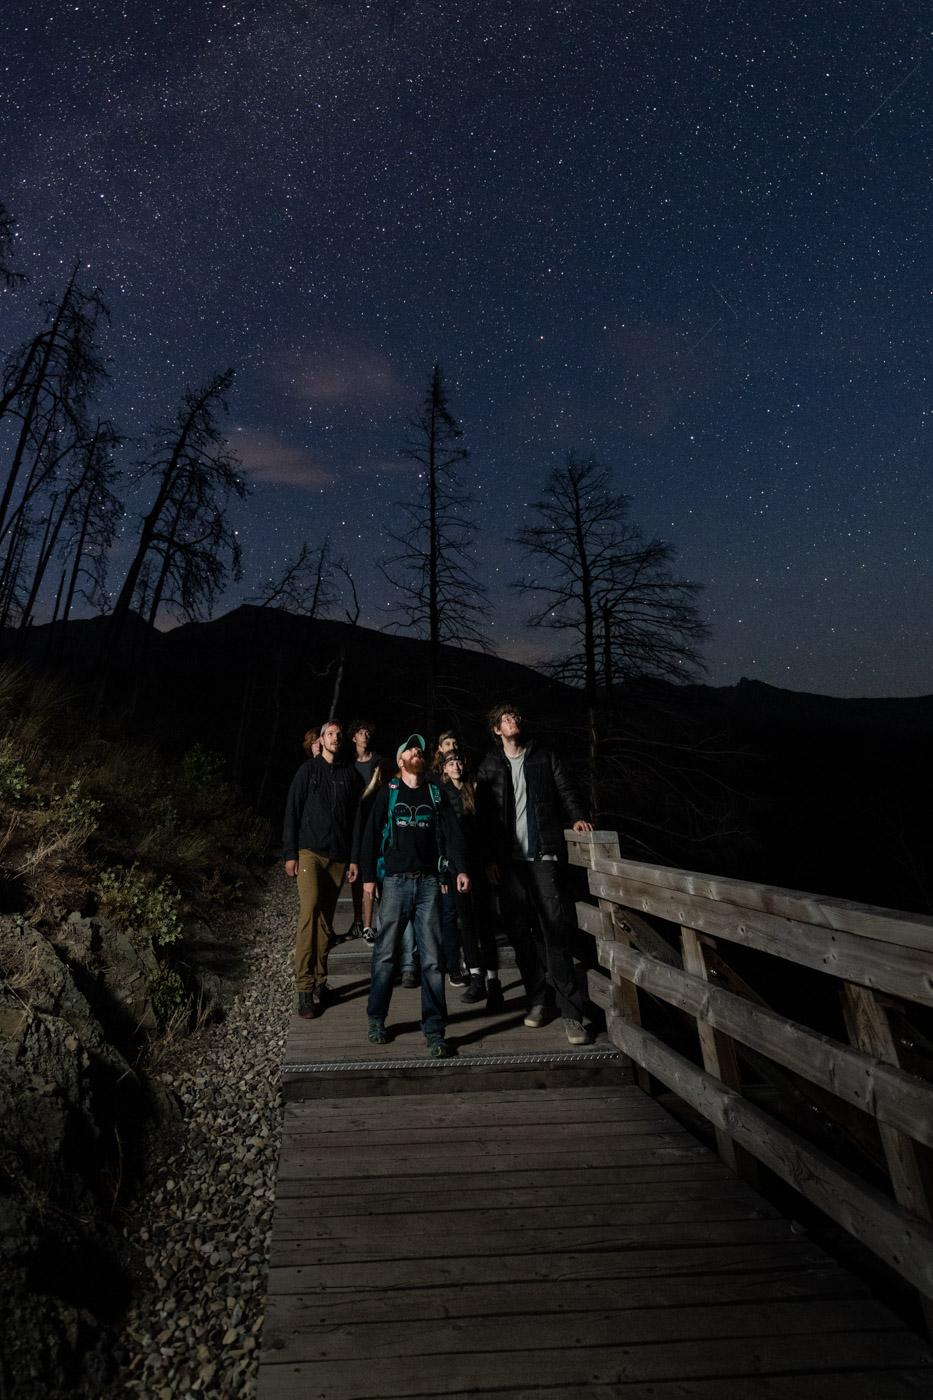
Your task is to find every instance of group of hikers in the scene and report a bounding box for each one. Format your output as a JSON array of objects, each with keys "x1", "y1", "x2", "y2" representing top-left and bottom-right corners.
[{"x1": 281, "y1": 703, "x2": 594, "y2": 1059}]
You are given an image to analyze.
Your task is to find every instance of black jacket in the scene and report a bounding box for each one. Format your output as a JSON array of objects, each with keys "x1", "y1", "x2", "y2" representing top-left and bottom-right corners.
[
  {"x1": 282, "y1": 757, "x2": 364, "y2": 862},
  {"x1": 475, "y1": 739, "x2": 588, "y2": 865}
]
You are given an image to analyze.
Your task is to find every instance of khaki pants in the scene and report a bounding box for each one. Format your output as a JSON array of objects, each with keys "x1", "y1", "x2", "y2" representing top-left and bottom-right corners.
[{"x1": 295, "y1": 849, "x2": 345, "y2": 991}]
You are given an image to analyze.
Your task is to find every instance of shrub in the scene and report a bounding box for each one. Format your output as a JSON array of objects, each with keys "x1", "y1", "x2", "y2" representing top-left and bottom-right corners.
[
  {"x1": 37, "y1": 780, "x2": 103, "y2": 842},
  {"x1": 98, "y1": 864, "x2": 183, "y2": 947},
  {"x1": 149, "y1": 967, "x2": 187, "y2": 1024},
  {"x1": 14, "y1": 779, "x2": 103, "y2": 874},
  {"x1": 0, "y1": 739, "x2": 28, "y2": 801}
]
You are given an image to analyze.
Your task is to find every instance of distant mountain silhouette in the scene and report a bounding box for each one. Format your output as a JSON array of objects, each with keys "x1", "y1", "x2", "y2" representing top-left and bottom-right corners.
[{"x1": 7, "y1": 607, "x2": 932, "y2": 914}]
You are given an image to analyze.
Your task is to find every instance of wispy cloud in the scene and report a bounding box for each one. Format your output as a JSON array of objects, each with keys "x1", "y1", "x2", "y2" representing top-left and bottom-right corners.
[
  {"x1": 231, "y1": 427, "x2": 334, "y2": 491},
  {"x1": 271, "y1": 338, "x2": 406, "y2": 408}
]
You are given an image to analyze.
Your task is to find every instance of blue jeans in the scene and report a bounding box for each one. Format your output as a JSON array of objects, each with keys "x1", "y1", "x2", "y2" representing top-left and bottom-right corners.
[
  {"x1": 367, "y1": 875, "x2": 447, "y2": 1038},
  {"x1": 401, "y1": 918, "x2": 418, "y2": 974}
]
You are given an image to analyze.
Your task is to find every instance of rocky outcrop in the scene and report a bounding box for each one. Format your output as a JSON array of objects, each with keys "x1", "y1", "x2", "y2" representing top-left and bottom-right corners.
[{"x1": 0, "y1": 915, "x2": 176, "y2": 1398}]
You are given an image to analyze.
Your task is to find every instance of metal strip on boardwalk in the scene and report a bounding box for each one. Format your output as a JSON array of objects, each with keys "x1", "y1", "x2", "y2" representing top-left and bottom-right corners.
[{"x1": 283, "y1": 1047, "x2": 623, "y2": 1074}]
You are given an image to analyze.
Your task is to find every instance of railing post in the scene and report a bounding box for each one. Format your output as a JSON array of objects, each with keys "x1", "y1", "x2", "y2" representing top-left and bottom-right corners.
[
  {"x1": 599, "y1": 901, "x2": 654, "y2": 1096},
  {"x1": 680, "y1": 927, "x2": 759, "y2": 1186},
  {"x1": 842, "y1": 982, "x2": 933, "y2": 1337}
]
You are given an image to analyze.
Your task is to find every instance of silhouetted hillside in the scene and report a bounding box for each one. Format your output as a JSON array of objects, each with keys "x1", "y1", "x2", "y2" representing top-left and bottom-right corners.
[{"x1": 7, "y1": 610, "x2": 933, "y2": 915}]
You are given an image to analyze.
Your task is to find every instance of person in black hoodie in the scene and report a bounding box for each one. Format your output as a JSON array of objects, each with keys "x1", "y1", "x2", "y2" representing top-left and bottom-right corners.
[
  {"x1": 356, "y1": 733, "x2": 469, "y2": 1057},
  {"x1": 282, "y1": 720, "x2": 364, "y2": 1019},
  {"x1": 475, "y1": 703, "x2": 593, "y2": 1045}
]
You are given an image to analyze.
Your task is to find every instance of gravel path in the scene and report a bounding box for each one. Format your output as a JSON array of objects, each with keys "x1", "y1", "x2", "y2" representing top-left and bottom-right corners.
[{"x1": 114, "y1": 872, "x2": 295, "y2": 1398}]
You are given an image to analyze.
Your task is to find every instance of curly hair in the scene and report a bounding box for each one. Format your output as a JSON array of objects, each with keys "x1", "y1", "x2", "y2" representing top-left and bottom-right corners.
[{"x1": 486, "y1": 702, "x2": 521, "y2": 737}]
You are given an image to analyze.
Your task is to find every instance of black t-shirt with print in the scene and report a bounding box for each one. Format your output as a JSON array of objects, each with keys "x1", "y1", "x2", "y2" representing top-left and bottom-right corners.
[{"x1": 382, "y1": 781, "x2": 441, "y2": 876}]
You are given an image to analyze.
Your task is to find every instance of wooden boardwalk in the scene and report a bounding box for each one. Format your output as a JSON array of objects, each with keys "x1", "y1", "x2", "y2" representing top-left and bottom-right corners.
[{"x1": 257, "y1": 902, "x2": 933, "y2": 1399}]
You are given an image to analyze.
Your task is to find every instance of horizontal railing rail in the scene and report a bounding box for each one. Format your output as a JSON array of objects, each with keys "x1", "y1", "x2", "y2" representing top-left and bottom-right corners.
[{"x1": 567, "y1": 828, "x2": 933, "y2": 1330}]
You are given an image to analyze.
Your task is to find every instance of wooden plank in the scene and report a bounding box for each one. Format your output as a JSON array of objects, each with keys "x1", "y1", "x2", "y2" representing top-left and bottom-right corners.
[
  {"x1": 283, "y1": 1102, "x2": 668, "y2": 1131},
  {"x1": 591, "y1": 939, "x2": 933, "y2": 1148},
  {"x1": 279, "y1": 1124, "x2": 692, "y2": 1157},
  {"x1": 264, "y1": 1297, "x2": 903, "y2": 1364},
  {"x1": 273, "y1": 1160, "x2": 731, "y2": 1197},
  {"x1": 599, "y1": 897, "x2": 654, "y2": 1094},
  {"x1": 273, "y1": 1178, "x2": 764, "y2": 1214},
  {"x1": 681, "y1": 926, "x2": 756, "y2": 1182},
  {"x1": 341, "y1": 1378, "x2": 933, "y2": 1400},
  {"x1": 286, "y1": 1083, "x2": 641, "y2": 1107},
  {"x1": 274, "y1": 1141, "x2": 711, "y2": 1177},
  {"x1": 576, "y1": 899, "x2": 682, "y2": 967},
  {"x1": 268, "y1": 1265, "x2": 868, "y2": 1326},
  {"x1": 569, "y1": 850, "x2": 933, "y2": 953},
  {"x1": 843, "y1": 981, "x2": 933, "y2": 1336},
  {"x1": 270, "y1": 1197, "x2": 778, "y2": 1239},
  {"x1": 264, "y1": 1240, "x2": 840, "y2": 1295},
  {"x1": 268, "y1": 1218, "x2": 801, "y2": 1267},
  {"x1": 256, "y1": 1330, "x2": 933, "y2": 1399},
  {"x1": 607, "y1": 1017, "x2": 933, "y2": 1300},
  {"x1": 588, "y1": 868, "x2": 933, "y2": 1008},
  {"x1": 280, "y1": 1117, "x2": 676, "y2": 1146}
]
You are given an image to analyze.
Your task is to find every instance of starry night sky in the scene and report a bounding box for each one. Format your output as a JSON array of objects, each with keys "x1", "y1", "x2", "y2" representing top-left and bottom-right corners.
[{"x1": 3, "y1": 0, "x2": 930, "y2": 696}]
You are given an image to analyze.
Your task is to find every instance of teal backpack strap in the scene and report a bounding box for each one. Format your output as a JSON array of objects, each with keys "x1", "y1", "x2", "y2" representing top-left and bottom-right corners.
[{"x1": 376, "y1": 780, "x2": 400, "y2": 880}]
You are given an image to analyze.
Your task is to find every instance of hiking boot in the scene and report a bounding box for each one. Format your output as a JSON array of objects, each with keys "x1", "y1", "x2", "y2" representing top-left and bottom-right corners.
[
  {"x1": 485, "y1": 978, "x2": 504, "y2": 1013},
  {"x1": 297, "y1": 991, "x2": 315, "y2": 1019},
  {"x1": 400, "y1": 969, "x2": 419, "y2": 989},
  {"x1": 461, "y1": 973, "x2": 485, "y2": 1003},
  {"x1": 362, "y1": 926, "x2": 376, "y2": 944},
  {"x1": 563, "y1": 1018, "x2": 589, "y2": 1046},
  {"x1": 426, "y1": 1036, "x2": 454, "y2": 1058},
  {"x1": 524, "y1": 1003, "x2": 548, "y2": 1028},
  {"x1": 367, "y1": 1017, "x2": 389, "y2": 1044},
  {"x1": 312, "y1": 985, "x2": 329, "y2": 1013}
]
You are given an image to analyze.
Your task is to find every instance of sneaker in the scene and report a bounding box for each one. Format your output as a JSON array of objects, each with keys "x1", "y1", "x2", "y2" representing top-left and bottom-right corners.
[
  {"x1": 297, "y1": 991, "x2": 315, "y2": 1019},
  {"x1": 426, "y1": 1036, "x2": 453, "y2": 1058},
  {"x1": 524, "y1": 1003, "x2": 548, "y2": 1028},
  {"x1": 367, "y1": 1016, "x2": 389, "y2": 1044},
  {"x1": 400, "y1": 970, "x2": 419, "y2": 989},
  {"x1": 346, "y1": 921, "x2": 363, "y2": 941},
  {"x1": 563, "y1": 1018, "x2": 589, "y2": 1046},
  {"x1": 312, "y1": 985, "x2": 329, "y2": 1012},
  {"x1": 362, "y1": 927, "x2": 376, "y2": 944},
  {"x1": 448, "y1": 967, "x2": 467, "y2": 988},
  {"x1": 461, "y1": 973, "x2": 485, "y2": 1003},
  {"x1": 485, "y1": 978, "x2": 504, "y2": 1013}
]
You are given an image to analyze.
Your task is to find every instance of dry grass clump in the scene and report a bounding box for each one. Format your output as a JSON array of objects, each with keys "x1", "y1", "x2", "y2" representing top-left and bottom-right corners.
[{"x1": 0, "y1": 918, "x2": 46, "y2": 998}]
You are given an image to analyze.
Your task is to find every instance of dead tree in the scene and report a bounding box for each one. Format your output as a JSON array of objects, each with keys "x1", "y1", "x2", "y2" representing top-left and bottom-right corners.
[
  {"x1": 512, "y1": 452, "x2": 708, "y2": 813},
  {"x1": 0, "y1": 271, "x2": 109, "y2": 544},
  {"x1": 0, "y1": 203, "x2": 26, "y2": 289},
  {"x1": 19, "y1": 420, "x2": 122, "y2": 629},
  {"x1": 381, "y1": 363, "x2": 487, "y2": 736},
  {"x1": 110, "y1": 368, "x2": 245, "y2": 649}
]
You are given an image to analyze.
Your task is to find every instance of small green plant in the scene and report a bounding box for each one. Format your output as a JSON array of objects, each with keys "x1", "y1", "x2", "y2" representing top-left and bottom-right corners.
[
  {"x1": 0, "y1": 739, "x2": 28, "y2": 801},
  {"x1": 149, "y1": 967, "x2": 188, "y2": 1024},
  {"x1": 98, "y1": 863, "x2": 184, "y2": 947},
  {"x1": 38, "y1": 780, "x2": 103, "y2": 840}
]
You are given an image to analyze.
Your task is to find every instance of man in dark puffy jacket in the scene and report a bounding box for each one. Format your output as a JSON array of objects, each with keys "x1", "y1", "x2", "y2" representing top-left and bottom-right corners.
[
  {"x1": 475, "y1": 703, "x2": 593, "y2": 1045},
  {"x1": 282, "y1": 720, "x2": 364, "y2": 1019}
]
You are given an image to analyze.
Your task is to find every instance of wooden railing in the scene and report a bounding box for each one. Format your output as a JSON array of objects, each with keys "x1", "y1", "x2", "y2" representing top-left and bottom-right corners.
[{"x1": 566, "y1": 828, "x2": 933, "y2": 1329}]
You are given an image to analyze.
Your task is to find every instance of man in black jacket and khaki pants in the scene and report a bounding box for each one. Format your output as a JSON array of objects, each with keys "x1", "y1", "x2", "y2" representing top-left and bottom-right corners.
[
  {"x1": 476, "y1": 703, "x2": 593, "y2": 1045},
  {"x1": 282, "y1": 720, "x2": 363, "y2": 1019}
]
